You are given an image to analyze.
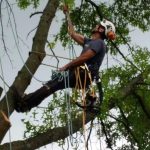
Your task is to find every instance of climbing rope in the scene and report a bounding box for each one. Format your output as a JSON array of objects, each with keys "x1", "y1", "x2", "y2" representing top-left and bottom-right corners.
[
  {"x1": 62, "y1": 2, "x2": 78, "y2": 147},
  {"x1": 63, "y1": 71, "x2": 74, "y2": 147},
  {"x1": 62, "y1": 1, "x2": 102, "y2": 149},
  {"x1": 74, "y1": 65, "x2": 95, "y2": 149},
  {"x1": 83, "y1": 68, "x2": 87, "y2": 150}
]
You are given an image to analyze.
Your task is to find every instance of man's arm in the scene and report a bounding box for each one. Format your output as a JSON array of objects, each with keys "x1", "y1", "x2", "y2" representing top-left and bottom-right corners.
[
  {"x1": 63, "y1": 5, "x2": 84, "y2": 45},
  {"x1": 59, "y1": 49, "x2": 96, "y2": 71},
  {"x1": 68, "y1": 29, "x2": 84, "y2": 45}
]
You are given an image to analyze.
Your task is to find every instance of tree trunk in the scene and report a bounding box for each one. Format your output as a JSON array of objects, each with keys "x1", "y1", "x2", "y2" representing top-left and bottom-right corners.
[{"x1": 0, "y1": 0, "x2": 59, "y2": 143}]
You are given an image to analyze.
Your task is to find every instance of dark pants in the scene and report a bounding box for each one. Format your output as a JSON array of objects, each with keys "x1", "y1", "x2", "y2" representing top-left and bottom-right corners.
[{"x1": 21, "y1": 67, "x2": 93, "y2": 111}]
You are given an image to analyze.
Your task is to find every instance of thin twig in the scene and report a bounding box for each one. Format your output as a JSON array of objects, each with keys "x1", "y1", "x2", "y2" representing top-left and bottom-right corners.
[
  {"x1": 85, "y1": 0, "x2": 103, "y2": 20},
  {"x1": 30, "y1": 11, "x2": 43, "y2": 18},
  {"x1": 86, "y1": 120, "x2": 93, "y2": 150},
  {"x1": 100, "y1": 118, "x2": 113, "y2": 150},
  {"x1": 110, "y1": 41, "x2": 141, "y2": 71},
  {"x1": 47, "y1": 40, "x2": 59, "y2": 69},
  {"x1": 0, "y1": 0, "x2": 13, "y2": 66},
  {"x1": 26, "y1": 25, "x2": 38, "y2": 39}
]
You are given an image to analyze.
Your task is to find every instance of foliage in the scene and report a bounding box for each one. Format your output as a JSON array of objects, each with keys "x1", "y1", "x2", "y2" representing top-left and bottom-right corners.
[
  {"x1": 23, "y1": 45, "x2": 150, "y2": 149},
  {"x1": 101, "y1": 47, "x2": 150, "y2": 149},
  {"x1": 62, "y1": 0, "x2": 75, "y2": 8},
  {"x1": 16, "y1": 0, "x2": 40, "y2": 9},
  {"x1": 111, "y1": 0, "x2": 150, "y2": 31}
]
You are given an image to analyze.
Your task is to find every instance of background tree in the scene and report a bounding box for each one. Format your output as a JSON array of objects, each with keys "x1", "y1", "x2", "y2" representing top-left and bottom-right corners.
[{"x1": 0, "y1": 0, "x2": 150, "y2": 149}]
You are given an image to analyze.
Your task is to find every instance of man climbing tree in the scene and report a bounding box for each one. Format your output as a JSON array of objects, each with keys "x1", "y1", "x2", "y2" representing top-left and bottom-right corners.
[{"x1": 14, "y1": 5, "x2": 116, "y2": 113}]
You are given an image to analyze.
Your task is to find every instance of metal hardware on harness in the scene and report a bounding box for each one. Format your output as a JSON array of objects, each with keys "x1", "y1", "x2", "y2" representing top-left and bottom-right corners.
[{"x1": 51, "y1": 70, "x2": 69, "y2": 82}]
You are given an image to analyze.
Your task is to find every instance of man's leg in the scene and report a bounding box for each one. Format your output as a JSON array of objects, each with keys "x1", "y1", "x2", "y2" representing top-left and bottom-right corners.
[
  {"x1": 15, "y1": 69, "x2": 78, "y2": 112},
  {"x1": 15, "y1": 77, "x2": 68, "y2": 112},
  {"x1": 14, "y1": 68, "x2": 91, "y2": 113}
]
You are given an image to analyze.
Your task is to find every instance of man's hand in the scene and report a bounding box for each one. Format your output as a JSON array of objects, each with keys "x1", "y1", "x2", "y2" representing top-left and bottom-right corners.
[
  {"x1": 63, "y1": 5, "x2": 69, "y2": 14},
  {"x1": 68, "y1": 25, "x2": 75, "y2": 36},
  {"x1": 63, "y1": 5, "x2": 74, "y2": 35},
  {"x1": 59, "y1": 65, "x2": 68, "y2": 71},
  {"x1": 62, "y1": 5, "x2": 84, "y2": 45}
]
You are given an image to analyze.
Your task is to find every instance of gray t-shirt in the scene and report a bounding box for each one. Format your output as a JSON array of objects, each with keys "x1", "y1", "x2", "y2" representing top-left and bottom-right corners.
[{"x1": 81, "y1": 37, "x2": 106, "y2": 76}]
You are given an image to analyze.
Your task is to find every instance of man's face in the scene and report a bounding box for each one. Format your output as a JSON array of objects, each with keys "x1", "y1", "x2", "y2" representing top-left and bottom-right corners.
[{"x1": 92, "y1": 25, "x2": 105, "y2": 34}]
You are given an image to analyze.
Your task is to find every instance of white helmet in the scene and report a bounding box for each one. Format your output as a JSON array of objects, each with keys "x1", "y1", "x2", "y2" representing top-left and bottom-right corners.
[{"x1": 100, "y1": 19, "x2": 116, "y2": 40}]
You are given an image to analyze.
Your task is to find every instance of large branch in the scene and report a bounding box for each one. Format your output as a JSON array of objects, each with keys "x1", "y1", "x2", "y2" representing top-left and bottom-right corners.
[
  {"x1": 119, "y1": 74, "x2": 143, "y2": 98},
  {"x1": 0, "y1": 74, "x2": 144, "y2": 149},
  {"x1": 0, "y1": 113, "x2": 95, "y2": 150},
  {"x1": 0, "y1": 0, "x2": 59, "y2": 143}
]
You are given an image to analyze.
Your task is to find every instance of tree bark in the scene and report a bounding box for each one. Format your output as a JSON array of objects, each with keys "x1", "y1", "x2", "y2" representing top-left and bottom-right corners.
[{"x1": 0, "y1": 0, "x2": 59, "y2": 143}]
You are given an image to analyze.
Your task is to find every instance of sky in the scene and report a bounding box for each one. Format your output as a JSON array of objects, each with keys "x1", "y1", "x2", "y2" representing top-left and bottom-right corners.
[{"x1": 0, "y1": 0, "x2": 150, "y2": 150}]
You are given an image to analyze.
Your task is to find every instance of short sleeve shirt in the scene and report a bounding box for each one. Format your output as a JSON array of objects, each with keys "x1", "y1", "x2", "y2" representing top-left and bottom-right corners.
[{"x1": 81, "y1": 37, "x2": 106, "y2": 76}]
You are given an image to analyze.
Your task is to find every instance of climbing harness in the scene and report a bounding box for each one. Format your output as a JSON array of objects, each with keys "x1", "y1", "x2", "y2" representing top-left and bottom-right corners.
[{"x1": 74, "y1": 64, "x2": 102, "y2": 113}]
